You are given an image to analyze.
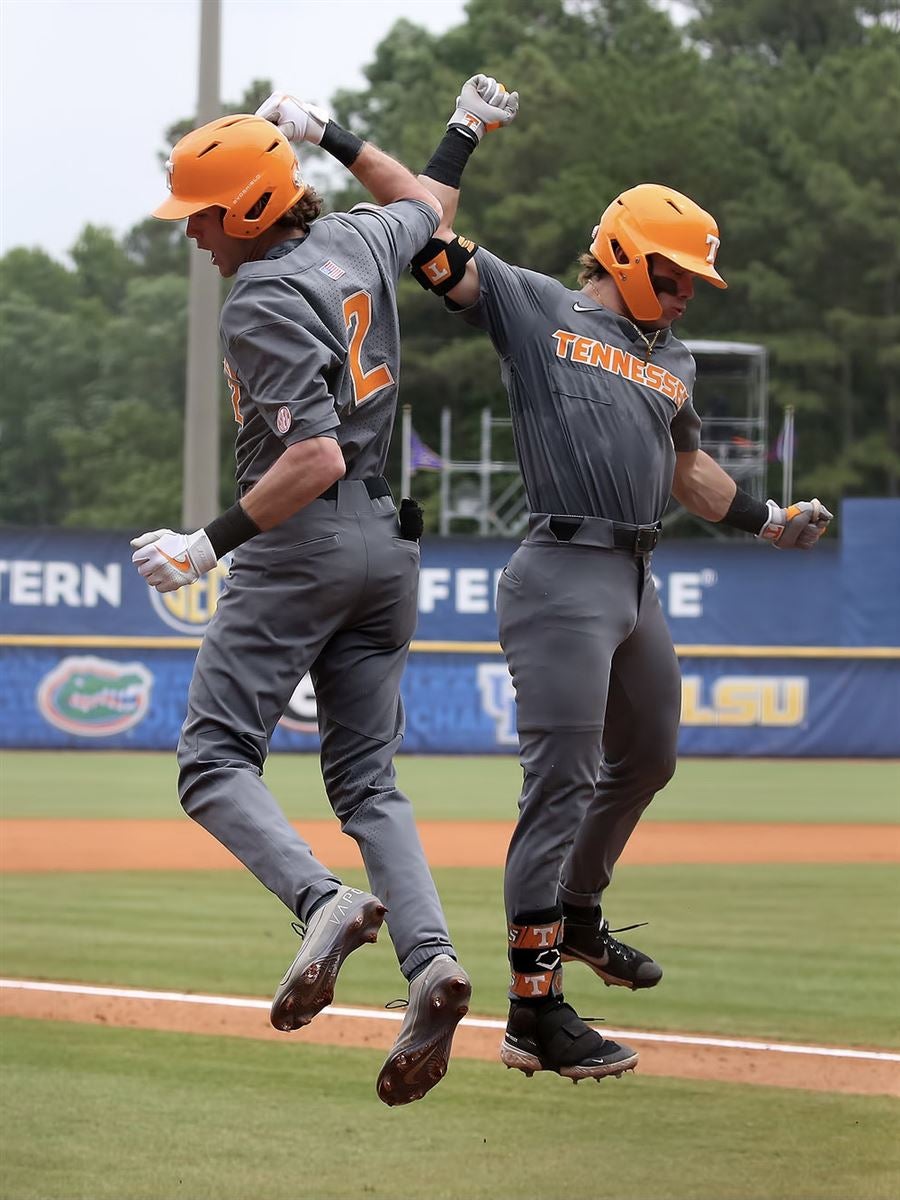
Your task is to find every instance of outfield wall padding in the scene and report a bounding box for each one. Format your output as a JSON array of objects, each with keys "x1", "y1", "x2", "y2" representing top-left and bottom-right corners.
[{"x1": 1, "y1": 500, "x2": 897, "y2": 756}]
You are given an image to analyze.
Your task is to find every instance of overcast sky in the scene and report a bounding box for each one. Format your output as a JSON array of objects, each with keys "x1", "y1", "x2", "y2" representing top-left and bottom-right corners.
[{"x1": 0, "y1": 0, "x2": 466, "y2": 262}]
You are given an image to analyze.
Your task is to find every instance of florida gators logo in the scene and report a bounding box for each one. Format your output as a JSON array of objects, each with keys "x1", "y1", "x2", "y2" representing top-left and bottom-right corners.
[{"x1": 37, "y1": 656, "x2": 153, "y2": 737}]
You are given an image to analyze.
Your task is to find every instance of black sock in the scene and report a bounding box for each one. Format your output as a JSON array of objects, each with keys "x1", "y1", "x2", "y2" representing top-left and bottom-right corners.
[
  {"x1": 304, "y1": 889, "x2": 338, "y2": 922},
  {"x1": 562, "y1": 902, "x2": 601, "y2": 927}
]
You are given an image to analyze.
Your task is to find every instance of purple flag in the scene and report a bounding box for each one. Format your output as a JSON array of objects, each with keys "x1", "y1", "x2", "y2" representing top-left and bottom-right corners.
[
  {"x1": 410, "y1": 427, "x2": 443, "y2": 472},
  {"x1": 770, "y1": 417, "x2": 798, "y2": 463}
]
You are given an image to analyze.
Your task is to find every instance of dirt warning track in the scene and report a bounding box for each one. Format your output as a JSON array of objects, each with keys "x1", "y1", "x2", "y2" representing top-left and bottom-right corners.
[{"x1": 2, "y1": 819, "x2": 898, "y2": 873}]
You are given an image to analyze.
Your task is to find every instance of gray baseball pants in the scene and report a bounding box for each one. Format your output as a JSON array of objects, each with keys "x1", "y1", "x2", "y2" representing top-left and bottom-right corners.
[
  {"x1": 497, "y1": 514, "x2": 682, "y2": 920},
  {"x1": 177, "y1": 480, "x2": 455, "y2": 980}
]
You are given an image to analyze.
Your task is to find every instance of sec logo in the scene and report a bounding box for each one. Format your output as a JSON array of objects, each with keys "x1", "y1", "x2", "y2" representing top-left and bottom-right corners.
[{"x1": 150, "y1": 558, "x2": 232, "y2": 634}]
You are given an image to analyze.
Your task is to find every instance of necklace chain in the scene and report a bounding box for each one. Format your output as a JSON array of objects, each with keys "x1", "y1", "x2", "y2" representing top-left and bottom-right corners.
[{"x1": 587, "y1": 280, "x2": 662, "y2": 356}]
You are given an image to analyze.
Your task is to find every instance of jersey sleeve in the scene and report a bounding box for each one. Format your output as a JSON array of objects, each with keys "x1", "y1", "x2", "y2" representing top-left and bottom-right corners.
[
  {"x1": 449, "y1": 248, "x2": 548, "y2": 357},
  {"x1": 341, "y1": 199, "x2": 440, "y2": 279},
  {"x1": 671, "y1": 398, "x2": 702, "y2": 451},
  {"x1": 671, "y1": 354, "x2": 701, "y2": 451},
  {"x1": 226, "y1": 319, "x2": 341, "y2": 446}
]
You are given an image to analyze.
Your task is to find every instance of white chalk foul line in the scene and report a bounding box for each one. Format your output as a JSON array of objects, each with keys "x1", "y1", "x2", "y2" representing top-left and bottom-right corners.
[{"x1": 3, "y1": 979, "x2": 898, "y2": 1065}]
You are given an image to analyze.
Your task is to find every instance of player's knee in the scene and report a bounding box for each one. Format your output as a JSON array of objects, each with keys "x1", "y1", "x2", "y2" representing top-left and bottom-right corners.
[
  {"x1": 176, "y1": 725, "x2": 266, "y2": 812},
  {"x1": 640, "y1": 745, "x2": 677, "y2": 794}
]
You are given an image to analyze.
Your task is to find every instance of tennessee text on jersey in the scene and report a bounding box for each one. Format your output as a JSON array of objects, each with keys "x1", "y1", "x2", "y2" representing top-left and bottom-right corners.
[{"x1": 552, "y1": 329, "x2": 690, "y2": 408}]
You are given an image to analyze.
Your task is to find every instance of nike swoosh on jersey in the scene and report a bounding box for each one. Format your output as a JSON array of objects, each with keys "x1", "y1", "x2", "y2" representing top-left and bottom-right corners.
[
  {"x1": 159, "y1": 548, "x2": 192, "y2": 572},
  {"x1": 572, "y1": 302, "x2": 601, "y2": 312}
]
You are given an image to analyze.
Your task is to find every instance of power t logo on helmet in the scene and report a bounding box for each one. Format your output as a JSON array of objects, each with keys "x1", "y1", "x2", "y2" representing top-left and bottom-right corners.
[
  {"x1": 153, "y1": 114, "x2": 305, "y2": 238},
  {"x1": 590, "y1": 183, "x2": 727, "y2": 323}
]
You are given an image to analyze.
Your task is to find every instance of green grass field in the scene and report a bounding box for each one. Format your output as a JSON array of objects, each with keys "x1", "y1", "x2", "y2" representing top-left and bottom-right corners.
[
  {"x1": 2, "y1": 750, "x2": 898, "y2": 822},
  {"x1": 2, "y1": 1020, "x2": 898, "y2": 1200},
  {"x1": 1, "y1": 753, "x2": 898, "y2": 1199}
]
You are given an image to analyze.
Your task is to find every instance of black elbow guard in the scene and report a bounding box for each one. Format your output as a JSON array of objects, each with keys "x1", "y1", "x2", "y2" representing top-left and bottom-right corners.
[{"x1": 410, "y1": 235, "x2": 478, "y2": 295}]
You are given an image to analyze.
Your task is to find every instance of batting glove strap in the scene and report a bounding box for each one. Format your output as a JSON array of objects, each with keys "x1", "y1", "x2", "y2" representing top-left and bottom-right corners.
[{"x1": 757, "y1": 499, "x2": 793, "y2": 542}]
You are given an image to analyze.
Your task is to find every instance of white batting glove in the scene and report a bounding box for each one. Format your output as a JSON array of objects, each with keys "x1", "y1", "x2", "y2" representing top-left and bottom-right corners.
[
  {"x1": 130, "y1": 528, "x2": 218, "y2": 593},
  {"x1": 255, "y1": 91, "x2": 329, "y2": 145},
  {"x1": 448, "y1": 73, "x2": 519, "y2": 144},
  {"x1": 758, "y1": 499, "x2": 833, "y2": 550}
]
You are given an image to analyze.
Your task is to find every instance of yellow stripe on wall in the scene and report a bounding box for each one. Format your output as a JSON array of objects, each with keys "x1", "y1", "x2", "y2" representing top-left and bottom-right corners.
[{"x1": 0, "y1": 634, "x2": 898, "y2": 660}]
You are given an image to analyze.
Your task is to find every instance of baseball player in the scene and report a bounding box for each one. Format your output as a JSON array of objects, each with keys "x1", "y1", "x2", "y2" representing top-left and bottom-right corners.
[
  {"x1": 132, "y1": 101, "x2": 471, "y2": 1106},
  {"x1": 412, "y1": 75, "x2": 832, "y2": 1083}
]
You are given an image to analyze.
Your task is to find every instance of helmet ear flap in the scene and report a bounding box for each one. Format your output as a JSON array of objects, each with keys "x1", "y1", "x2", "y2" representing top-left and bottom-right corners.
[{"x1": 590, "y1": 224, "x2": 662, "y2": 322}]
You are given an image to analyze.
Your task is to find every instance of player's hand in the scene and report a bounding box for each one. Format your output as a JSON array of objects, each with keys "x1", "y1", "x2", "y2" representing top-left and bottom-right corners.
[
  {"x1": 448, "y1": 74, "x2": 519, "y2": 144},
  {"x1": 255, "y1": 92, "x2": 329, "y2": 145},
  {"x1": 758, "y1": 499, "x2": 833, "y2": 549},
  {"x1": 130, "y1": 528, "x2": 218, "y2": 593}
]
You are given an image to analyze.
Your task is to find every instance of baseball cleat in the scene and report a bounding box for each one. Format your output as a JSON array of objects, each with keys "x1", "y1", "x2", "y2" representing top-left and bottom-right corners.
[
  {"x1": 500, "y1": 998, "x2": 638, "y2": 1080},
  {"x1": 377, "y1": 954, "x2": 472, "y2": 1106},
  {"x1": 560, "y1": 916, "x2": 663, "y2": 990},
  {"x1": 270, "y1": 887, "x2": 386, "y2": 1032}
]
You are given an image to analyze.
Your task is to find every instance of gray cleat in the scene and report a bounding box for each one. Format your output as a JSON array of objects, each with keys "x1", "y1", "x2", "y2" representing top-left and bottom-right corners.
[
  {"x1": 377, "y1": 954, "x2": 472, "y2": 1106},
  {"x1": 270, "y1": 886, "x2": 386, "y2": 1032}
]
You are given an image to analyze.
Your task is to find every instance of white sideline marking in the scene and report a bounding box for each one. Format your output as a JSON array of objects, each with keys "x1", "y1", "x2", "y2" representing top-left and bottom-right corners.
[{"x1": 3, "y1": 979, "x2": 898, "y2": 1064}]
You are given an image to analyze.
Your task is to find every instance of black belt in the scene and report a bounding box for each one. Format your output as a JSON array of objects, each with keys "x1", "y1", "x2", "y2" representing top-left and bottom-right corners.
[
  {"x1": 548, "y1": 515, "x2": 661, "y2": 554},
  {"x1": 317, "y1": 476, "x2": 391, "y2": 502}
]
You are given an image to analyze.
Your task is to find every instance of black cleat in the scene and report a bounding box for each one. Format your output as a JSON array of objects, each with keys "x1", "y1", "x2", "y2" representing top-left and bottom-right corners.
[
  {"x1": 270, "y1": 887, "x2": 386, "y2": 1032},
  {"x1": 499, "y1": 998, "x2": 638, "y2": 1080},
  {"x1": 560, "y1": 916, "x2": 663, "y2": 991}
]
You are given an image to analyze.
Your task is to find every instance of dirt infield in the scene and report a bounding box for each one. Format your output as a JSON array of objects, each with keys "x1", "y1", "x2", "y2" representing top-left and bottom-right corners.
[
  {"x1": 3, "y1": 981, "x2": 898, "y2": 1098},
  {"x1": 2, "y1": 818, "x2": 898, "y2": 872}
]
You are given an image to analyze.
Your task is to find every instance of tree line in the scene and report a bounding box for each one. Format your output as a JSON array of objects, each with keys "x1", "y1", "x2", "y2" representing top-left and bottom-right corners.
[{"x1": 2, "y1": 0, "x2": 897, "y2": 530}]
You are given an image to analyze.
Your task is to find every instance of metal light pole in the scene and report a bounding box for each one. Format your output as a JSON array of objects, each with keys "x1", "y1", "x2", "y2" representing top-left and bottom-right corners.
[
  {"x1": 400, "y1": 405, "x2": 412, "y2": 500},
  {"x1": 181, "y1": 0, "x2": 222, "y2": 528},
  {"x1": 781, "y1": 405, "x2": 795, "y2": 507}
]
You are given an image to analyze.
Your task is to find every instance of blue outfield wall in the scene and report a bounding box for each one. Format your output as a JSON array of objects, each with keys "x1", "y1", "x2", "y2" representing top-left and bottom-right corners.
[{"x1": 0, "y1": 499, "x2": 898, "y2": 756}]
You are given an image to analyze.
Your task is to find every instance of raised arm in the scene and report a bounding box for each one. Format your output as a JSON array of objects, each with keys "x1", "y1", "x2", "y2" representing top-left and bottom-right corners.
[
  {"x1": 414, "y1": 74, "x2": 519, "y2": 308},
  {"x1": 255, "y1": 92, "x2": 441, "y2": 216}
]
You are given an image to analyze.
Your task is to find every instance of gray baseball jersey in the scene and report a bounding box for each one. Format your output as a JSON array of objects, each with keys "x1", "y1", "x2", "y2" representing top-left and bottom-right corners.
[
  {"x1": 455, "y1": 249, "x2": 700, "y2": 525},
  {"x1": 220, "y1": 198, "x2": 439, "y2": 488}
]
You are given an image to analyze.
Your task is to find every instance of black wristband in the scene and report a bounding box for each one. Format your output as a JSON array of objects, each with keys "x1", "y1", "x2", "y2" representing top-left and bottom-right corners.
[
  {"x1": 320, "y1": 120, "x2": 364, "y2": 167},
  {"x1": 422, "y1": 128, "x2": 478, "y2": 189},
  {"x1": 204, "y1": 501, "x2": 262, "y2": 558},
  {"x1": 721, "y1": 488, "x2": 769, "y2": 535}
]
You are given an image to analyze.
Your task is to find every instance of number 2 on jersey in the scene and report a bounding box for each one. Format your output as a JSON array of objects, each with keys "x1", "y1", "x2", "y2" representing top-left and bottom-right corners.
[{"x1": 342, "y1": 290, "x2": 394, "y2": 408}]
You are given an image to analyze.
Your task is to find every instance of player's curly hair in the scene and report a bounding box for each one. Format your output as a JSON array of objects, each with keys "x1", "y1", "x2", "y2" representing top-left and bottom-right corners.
[
  {"x1": 242, "y1": 187, "x2": 324, "y2": 233},
  {"x1": 276, "y1": 187, "x2": 324, "y2": 231},
  {"x1": 576, "y1": 252, "x2": 609, "y2": 287}
]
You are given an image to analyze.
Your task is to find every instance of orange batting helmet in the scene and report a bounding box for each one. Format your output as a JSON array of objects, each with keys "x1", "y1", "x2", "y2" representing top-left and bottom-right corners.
[
  {"x1": 590, "y1": 183, "x2": 727, "y2": 322},
  {"x1": 153, "y1": 114, "x2": 305, "y2": 239}
]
